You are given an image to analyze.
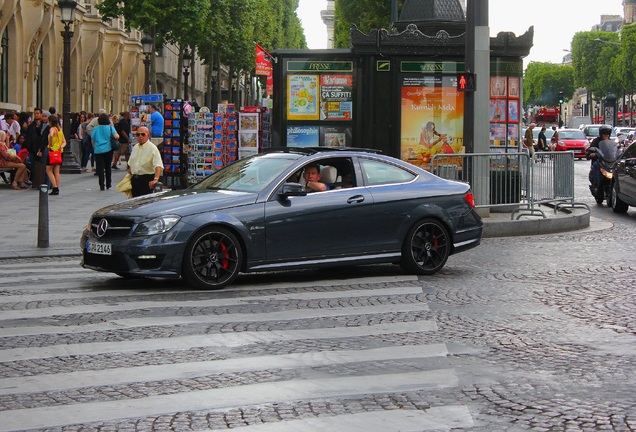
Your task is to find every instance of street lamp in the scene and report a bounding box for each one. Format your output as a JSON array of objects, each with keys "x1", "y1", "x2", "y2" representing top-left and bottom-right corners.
[
  {"x1": 58, "y1": 0, "x2": 81, "y2": 174},
  {"x1": 183, "y1": 47, "x2": 192, "y2": 101},
  {"x1": 232, "y1": 71, "x2": 238, "y2": 105},
  {"x1": 210, "y1": 65, "x2": 218, "y2": 110},
  {"x1": 141, "y1": 34, "x2": 153, "y2": 94}
]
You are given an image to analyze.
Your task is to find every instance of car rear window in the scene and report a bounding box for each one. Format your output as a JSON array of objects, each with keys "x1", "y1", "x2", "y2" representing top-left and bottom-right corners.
[{"x1": 360, "y1": 158, "x2": 416, "y2": 185}]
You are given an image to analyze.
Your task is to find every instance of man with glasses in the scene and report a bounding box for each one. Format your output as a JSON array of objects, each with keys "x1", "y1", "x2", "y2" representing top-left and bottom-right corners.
[{"x1": 127, "y1": 126, "x2": 163, "y2": 197}]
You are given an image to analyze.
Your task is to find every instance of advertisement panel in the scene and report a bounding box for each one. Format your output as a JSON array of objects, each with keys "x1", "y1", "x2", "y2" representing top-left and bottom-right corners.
[
  {"x1": 287, "y1": 75, "x2": 320, "y2": 120},
  {"x1": 400, "y1": 75, "x2": 465, "y2": 169},
  {"x1": 319, "y1": 75, "x2": 353, "y2": 120}
]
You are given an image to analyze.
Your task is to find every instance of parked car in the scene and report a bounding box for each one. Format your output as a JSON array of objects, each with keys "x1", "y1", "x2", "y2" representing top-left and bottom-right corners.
[
  {"x1": 532, "y1": 127, "x2": 555, "y2": 143},
  {"x1": 613, "y1": 127, "x2": 635, "y2": 147},
  {"x1": 611, "y1": 141, "x2": 636, "y2": 213},
  {"x1": 554, "y1": 129, "x2": 589, "y2": 159},
  {"x1": 81, "y1": 148, "x2": 483, "y2": 289},
  {"x1": 582, "y1": 124, "x2": 618, "y2": 144}
]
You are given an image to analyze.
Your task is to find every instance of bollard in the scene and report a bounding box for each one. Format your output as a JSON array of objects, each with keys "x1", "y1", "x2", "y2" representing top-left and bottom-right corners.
[{"x1": 37, "y1": 184, "x2": 49, "y2": 248}]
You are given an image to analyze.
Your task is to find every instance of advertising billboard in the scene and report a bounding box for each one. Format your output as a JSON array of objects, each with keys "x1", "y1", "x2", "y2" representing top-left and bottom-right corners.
[{"x1": 400, "y1": 75, "x2": 465, "y2": 169}]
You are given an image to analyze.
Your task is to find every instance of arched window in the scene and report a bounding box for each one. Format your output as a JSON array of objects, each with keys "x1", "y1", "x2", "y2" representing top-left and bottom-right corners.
[{"x1": 0, "y1": 28, "x2": 8, "y2": 102}]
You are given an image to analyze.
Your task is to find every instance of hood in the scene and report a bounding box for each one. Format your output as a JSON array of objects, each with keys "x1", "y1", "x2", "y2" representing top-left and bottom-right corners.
[{"x1": 93, "y1": 189, "x2": 257, "y2": 218}]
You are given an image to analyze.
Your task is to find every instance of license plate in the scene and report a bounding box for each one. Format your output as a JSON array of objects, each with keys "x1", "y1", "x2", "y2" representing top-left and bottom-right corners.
[{"x1": 86, "y1": 240, "x2": 112, "y2": 256}]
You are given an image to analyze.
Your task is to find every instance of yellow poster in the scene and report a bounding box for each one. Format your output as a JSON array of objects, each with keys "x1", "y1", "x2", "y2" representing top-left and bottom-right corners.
[{"x1": 287, "y1": 75, "x2": 320, "y2": 121}]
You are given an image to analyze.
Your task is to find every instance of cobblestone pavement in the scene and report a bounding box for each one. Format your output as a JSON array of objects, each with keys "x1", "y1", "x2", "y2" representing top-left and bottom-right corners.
[{"x1": 0, "y1": 162, "x2": 635, "y2": 431}]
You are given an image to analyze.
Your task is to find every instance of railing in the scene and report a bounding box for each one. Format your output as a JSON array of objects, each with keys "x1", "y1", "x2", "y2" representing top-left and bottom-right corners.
[{"x1": 430, "y1": 151, "x2": 589, "y2": 219}]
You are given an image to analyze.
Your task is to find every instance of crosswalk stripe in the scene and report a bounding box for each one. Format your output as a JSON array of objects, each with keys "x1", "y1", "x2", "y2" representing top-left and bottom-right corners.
[
  {"x1": 0, "y1": 287, "x2": 424, "y2": 320},
  {"x1": 204, "y1": 405, "x2": 475, "y2": 432},
  {"x1": 0, "y1": 343, "x2": 448, "y2": 395},
  {"x1": 0, "y1": 321, "x2": 437, "y2": 361},
  {"x1": 0, "y1": 370, "x2": 458, "y2": 432},
  {"x1": 1, "y1": 303, "x2": 429, "y2": 337}
]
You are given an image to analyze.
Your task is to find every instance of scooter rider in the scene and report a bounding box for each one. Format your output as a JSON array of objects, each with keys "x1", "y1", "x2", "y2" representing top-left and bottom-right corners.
[{"x1": 588, "y1": 126, "x2": 612, "y2": 163}]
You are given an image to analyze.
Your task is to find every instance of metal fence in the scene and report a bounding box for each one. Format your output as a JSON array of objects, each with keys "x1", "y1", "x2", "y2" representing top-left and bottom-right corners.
[{"x1": 430, "y1": 151, "x2": 588, "y2": 219}]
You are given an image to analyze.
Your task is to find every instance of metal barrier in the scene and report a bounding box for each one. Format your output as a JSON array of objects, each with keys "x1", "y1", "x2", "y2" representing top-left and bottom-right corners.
[{"x1": 430, "y1": 151, "x2": 589, "y2": 219}]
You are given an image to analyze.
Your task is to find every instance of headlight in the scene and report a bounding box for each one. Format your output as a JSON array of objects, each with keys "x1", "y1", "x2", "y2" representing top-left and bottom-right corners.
[
  {"x1": 600, "y1": 168, "x2": 613, "y2": 180},
  {"x1": 133, "y1": 215, "x2": 181, "y2": 237}
]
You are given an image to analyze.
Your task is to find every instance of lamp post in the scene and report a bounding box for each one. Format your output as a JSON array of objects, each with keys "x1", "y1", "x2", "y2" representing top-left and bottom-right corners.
[
  {"x1": 58, "y1": 0, "x2": 81, "y2": 174},
  {"x1": 141, "y1": 34, "x2": 153, "y2": 94},
  {"x1": 210, "y1": 65, "x2": 218, "y2": 110},
  {"x1": 183, "y1": 47, "x2": 192, "y2": 101}
]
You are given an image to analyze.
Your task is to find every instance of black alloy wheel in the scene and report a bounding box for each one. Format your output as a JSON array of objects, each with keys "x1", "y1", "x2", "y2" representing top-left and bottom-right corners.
[
  {"x1": 182, "y1": 227, "x2": 242, "y2": 290},
  {"x1": 400, "y1": 218, "x2": 450, "y2": 275}
]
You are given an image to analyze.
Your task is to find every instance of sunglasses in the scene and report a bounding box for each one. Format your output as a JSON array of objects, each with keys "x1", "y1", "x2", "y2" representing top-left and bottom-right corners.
[{"x1": 135, "y1": 133, "x2": 147, "y2": 137}]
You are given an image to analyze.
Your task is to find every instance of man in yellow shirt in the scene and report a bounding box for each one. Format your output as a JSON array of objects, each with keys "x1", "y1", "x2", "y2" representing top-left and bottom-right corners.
[{"x1": 127, "y1": 126, "x2": 163, "y2": 197}]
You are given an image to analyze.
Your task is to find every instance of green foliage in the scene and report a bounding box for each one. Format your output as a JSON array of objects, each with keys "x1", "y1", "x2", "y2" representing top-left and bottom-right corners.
[
  {"x1": 571, "y1": 31, "x2": 621, "y2": 97},
  {"x1": 523, "y1": 62, "x2": 574, "y2": 107},
  {"x1": 334, "y1": 0, "x2": 404, "y2": 48},
  {"x1": 96, "y1": 0, "x2": 306, "y2": 74}
]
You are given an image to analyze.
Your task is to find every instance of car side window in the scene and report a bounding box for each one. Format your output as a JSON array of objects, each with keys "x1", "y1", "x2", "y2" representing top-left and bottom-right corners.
[{"x1": 359, "y1": 158, "x2": 416, "y2": 186}]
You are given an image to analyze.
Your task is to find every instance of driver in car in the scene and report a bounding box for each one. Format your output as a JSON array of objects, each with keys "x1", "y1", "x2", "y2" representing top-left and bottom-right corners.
[{"x1": 303, "y1": 164, "x2": 328, "y2": 192}]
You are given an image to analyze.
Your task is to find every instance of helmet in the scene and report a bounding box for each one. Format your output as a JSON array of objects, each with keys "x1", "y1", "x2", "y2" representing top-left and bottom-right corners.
[{"x1": 599, "y1": 126, "x2": 612, "y2": 136}]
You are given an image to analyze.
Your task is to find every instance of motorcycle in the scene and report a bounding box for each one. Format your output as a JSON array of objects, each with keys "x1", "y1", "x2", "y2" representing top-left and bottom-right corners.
[{"x1": 586, "y1": 146, "x2": 618, "y2": 205}]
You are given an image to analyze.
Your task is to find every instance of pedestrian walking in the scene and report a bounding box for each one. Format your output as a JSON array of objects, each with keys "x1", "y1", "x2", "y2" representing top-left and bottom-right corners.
[
  {"x1": 46, "y1": 114, "x2": 65, "y2": 195},
  {"x1": 91, "y1": 113, "x2": 118, "y2": 191},
  {"x1": 112, "y1": 111, "x2": 131, "y2": 169}
]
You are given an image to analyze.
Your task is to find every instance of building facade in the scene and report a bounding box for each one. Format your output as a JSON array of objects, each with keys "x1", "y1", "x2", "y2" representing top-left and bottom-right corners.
[{"x1": 0, "y1": 0, "x2": 206, "y2": 114}]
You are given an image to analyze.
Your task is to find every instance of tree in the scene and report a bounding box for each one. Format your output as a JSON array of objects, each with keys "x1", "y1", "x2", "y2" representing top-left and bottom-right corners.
[
  {"x1": 571, "y1": 30, "x2": 621, "y2": 99},
  {"x1": 333, "y1": 0, "x2": 405, "y2": 48},
  {"x1": 522, "y1": 62, "x2": 574, "y2": 107}
]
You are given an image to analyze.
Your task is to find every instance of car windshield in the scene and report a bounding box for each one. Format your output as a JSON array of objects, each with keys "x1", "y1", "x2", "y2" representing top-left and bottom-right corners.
[
  {"x1": 191, "y1": 154, "x2": 301, "y2": 193},
  {"x1": 559, "y1": 130, "x2": 586, "y2": 140}
]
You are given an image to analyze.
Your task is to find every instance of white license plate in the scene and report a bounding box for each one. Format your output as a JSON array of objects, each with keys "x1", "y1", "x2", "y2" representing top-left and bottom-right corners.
[{"x1": 87, "y1": 240, "x2": 112, "y2": 256}]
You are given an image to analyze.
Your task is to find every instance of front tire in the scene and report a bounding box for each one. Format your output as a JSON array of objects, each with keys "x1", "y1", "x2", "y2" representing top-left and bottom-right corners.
[
  {"x1": 400, "y1": 219, "x2": 450, "y2": 275},
  {"x1": 611, "y1": 182, "x2": 629, "y2": 213},
  {"x1": 182, "y1": 227, "x2": 242, "y2": 290}
]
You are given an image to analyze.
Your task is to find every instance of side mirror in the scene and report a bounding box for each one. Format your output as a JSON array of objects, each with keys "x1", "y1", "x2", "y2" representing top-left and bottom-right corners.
[{"x1": 280, "y1": 182, "x2": 307, "y2": 198}]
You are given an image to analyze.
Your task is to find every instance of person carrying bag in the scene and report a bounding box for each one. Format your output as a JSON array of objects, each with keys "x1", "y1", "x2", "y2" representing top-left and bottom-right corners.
[{"x1": 46, "y1": 114, "x2": 65, "y2": 195}]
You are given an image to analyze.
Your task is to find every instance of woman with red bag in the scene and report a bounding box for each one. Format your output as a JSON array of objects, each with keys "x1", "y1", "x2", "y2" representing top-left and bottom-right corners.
[{"x1": 46, "y1": 114, "x2": 65, "y2": 195}]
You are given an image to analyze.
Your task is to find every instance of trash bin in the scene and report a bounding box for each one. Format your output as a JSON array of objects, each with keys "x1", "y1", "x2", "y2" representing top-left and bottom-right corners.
[{"x1": 490, "y1": 170, "x2": 521, "y2": 204}]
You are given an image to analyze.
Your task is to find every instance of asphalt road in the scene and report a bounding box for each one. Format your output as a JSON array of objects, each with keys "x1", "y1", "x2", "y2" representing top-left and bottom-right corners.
[{"x1": 0, "y1": 160, "x2": 634, "y2": 431}]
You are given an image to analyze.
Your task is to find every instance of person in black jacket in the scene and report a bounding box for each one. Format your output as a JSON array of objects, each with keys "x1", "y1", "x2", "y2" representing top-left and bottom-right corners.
[{"x1": 24, "y1": 108, "x2": 43, "y2": 186}]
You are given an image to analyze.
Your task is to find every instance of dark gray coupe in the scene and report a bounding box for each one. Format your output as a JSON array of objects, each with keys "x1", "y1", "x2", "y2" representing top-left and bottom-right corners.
[{"x1": 81, "y1": 148, "x2": 483, "y2": 289}]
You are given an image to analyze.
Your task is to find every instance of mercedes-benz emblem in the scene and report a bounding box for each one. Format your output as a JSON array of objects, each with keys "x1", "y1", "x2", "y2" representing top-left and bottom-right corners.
[{"x1": 96, "y1": 218, "x2": 109, "y2": 238}]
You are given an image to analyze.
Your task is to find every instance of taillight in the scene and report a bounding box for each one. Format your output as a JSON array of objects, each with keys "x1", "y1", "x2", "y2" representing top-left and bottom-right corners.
[{"x1": 464, "y1": 192, "x2": 475, "y2": 208}]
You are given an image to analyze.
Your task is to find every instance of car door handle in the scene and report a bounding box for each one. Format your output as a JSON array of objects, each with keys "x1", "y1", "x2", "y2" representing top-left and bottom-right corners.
[{"x1": 347, "y1": 195, "x2": 365, "y2": 204}]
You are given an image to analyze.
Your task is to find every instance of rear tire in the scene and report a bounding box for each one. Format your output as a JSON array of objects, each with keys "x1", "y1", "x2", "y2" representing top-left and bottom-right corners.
[
  {"x1": 182, "y1": 227, "x2": 242, "y2": 290},
  {"x1": 611, "y1": 182, "x2": 629, "y2": 213},
  {"x1": 400, "y1": 219, "x2": 450, "y2": 275}
]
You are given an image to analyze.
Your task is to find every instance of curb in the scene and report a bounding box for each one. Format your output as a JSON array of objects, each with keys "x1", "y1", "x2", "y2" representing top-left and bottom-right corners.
[{"x1": 482, "y1": 206, "x2": 590, "y2": 238}]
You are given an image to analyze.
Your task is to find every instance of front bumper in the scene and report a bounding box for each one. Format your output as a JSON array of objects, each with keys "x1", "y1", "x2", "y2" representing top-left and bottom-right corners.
[{"x1": 80, "y1": 229, "x2": 186, "y2": 278}]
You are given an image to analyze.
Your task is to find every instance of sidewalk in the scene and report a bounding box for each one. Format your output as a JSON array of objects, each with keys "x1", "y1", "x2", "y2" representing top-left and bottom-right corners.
[{"x1": 0, "y1": 166, "x2": 591, "y2": 259}]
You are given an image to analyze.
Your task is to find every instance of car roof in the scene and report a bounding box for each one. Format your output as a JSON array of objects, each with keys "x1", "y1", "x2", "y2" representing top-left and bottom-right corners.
[{"x1": 264, "y1": 147, "x2": 382, "y2": 156}]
